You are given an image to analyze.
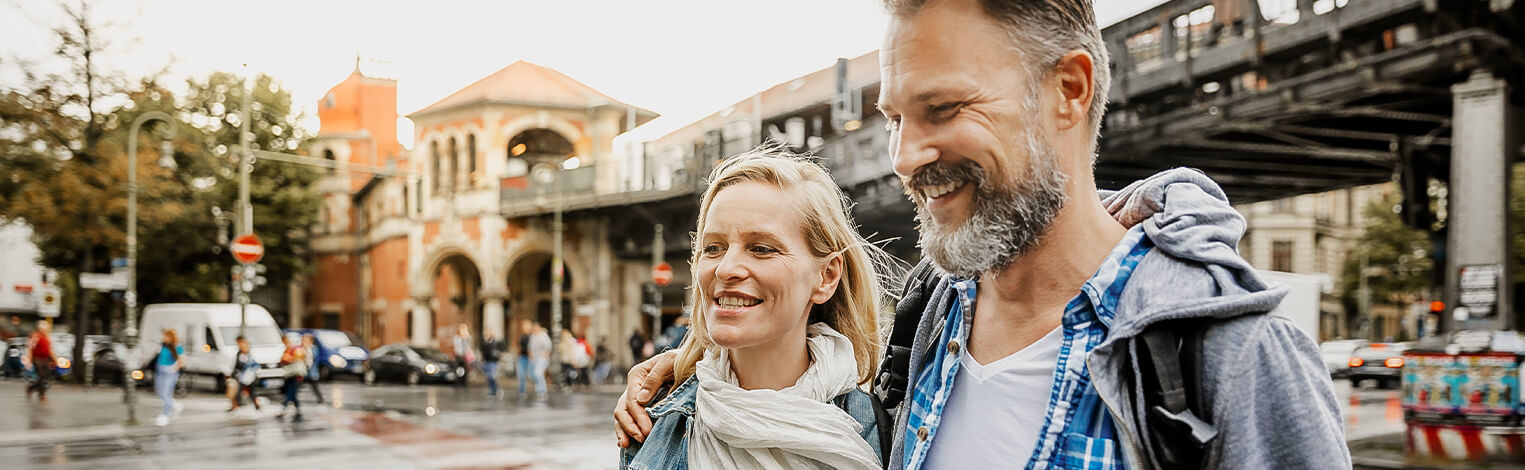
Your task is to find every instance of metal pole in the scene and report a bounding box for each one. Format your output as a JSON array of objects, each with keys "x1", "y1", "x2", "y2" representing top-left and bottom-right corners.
[
  {"x1": 549, "y1": 172, "x2": 564, "y2": 390},
  {"x1": 1359, "y1": 249, "x2": 1370, "y2": 340},
  {"x1": 238, "y1": 77, "x2": 253, "y2": 337},
  {"x1": 124, "y1": 111, "x2": 174, "y2": 425},
  {"x1": 651, "y1": 224, "x2": 663, "y2": 344}
]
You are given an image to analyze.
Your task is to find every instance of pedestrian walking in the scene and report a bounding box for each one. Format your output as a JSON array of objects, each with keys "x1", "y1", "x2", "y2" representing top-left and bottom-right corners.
[
  {"x1": 452, "y1": 324, "x2": 474, "y2": 387},
  {"x1": 278, "y1": 333, "x2": 306, "y2": 421},
  {"x1": 23, "y1": 321, "x2": 55, "y2": 401},
  {"x1": 302, "y1": 333, "x2": 324, "y2": 404},
  {"x1": 517, "y1": 319, "x2": 535, "y2": 395},
  {"x1": 154, "y1": 328, "x2": 185, "y2": 426},
  {"x1": 528, "y1": 324, "x2": 551, "y2": 399},
  {"x1": 227, "y1": 336, "x2": 261, "y2": 413},
  {"x1": 627, "y1": 330, "x2": 646, "y2": 368},
  {"x1": 559, "y1": 330, "x2": 588, "y2": 387},
  {"x1": 592, "y1": 341, "x2": 613, "y2": 385},
  {"x1": 481, "y1": 331, "x2": 505, "y2": 397}
]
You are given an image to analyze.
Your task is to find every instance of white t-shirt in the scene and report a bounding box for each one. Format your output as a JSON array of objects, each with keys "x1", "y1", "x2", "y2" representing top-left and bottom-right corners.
[{"x1": 921, "y1": 326, "x2": 1063, "y2": 468}]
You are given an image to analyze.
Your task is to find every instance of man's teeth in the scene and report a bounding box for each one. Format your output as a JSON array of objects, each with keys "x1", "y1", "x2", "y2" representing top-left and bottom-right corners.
[
  {"x1": 716, "y1": 296, "x2": 761, "y2": 308},
  {"x1": 924, "y1": 182, "x2": 960, "y2": 199}
]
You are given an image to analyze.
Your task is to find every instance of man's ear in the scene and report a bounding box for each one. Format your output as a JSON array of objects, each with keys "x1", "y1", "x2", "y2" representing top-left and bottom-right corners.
[
  {"x1": 1052, "y1": 50, "x2": 1095, "y2": 132},
  {"x1": 811, "y1": 254, "x2": 844, "y2": 305}
]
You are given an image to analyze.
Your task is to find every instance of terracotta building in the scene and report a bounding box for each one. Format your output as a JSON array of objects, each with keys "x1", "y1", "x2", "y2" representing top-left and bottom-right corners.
[{"x1": 301, "y1": 61, "x2": 657, "y2": 353}]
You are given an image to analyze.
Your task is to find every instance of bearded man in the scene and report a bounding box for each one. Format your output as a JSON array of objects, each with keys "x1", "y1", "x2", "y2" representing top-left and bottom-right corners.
[{"x1": 615, "y1": 0, "x2": 1349, "y2": 468}]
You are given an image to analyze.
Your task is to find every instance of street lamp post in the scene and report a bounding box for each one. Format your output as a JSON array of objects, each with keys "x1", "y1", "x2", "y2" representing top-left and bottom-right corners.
[
  {"x1": 124, "y1": 111, "x2": 177, "y2": 425},
  {"x1": 532, "y1": 163, "x2": 564, "y2": 390}
]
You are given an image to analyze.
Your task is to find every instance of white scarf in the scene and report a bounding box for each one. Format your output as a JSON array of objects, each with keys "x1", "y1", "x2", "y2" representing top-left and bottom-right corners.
[{"x1": 688, "y1": 323, "x2": 880, "y2": 470}]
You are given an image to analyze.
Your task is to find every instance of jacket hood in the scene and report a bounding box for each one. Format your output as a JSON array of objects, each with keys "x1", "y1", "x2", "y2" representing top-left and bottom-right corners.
[{"x1": 1098, "y1": 168, "x2": 1286, "y2": 339}]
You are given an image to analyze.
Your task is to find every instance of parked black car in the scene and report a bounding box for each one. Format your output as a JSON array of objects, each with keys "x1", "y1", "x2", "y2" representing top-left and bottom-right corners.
[
  {"x1": 89, "y1": 342, "x2": 148, "y2": 386},
  {"x1": 362, "y1": 344, "x2": 463, "y2": 386}
]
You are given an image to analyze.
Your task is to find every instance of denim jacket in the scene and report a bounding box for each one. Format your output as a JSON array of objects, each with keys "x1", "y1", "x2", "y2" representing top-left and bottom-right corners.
[{"x1": 620, "y1": 376, "x2": 884, "y2": 470}]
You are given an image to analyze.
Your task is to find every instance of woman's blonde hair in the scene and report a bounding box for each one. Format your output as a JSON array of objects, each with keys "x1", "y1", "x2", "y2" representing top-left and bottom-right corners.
[{"x1": 672, "y1": 146, "x2": 898, "y2": 386}]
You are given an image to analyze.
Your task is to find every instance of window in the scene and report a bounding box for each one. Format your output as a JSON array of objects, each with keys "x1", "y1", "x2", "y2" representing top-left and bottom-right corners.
[
  {"x1": 204, "y1": 327, "x2": 217, "y2": 352},
  {"x1": 1272, "y1": 241, "x2": 1294, "y2": 272},
  {"x1": 467, "y1": 134, "x2": 477, "y2": 182},
  {"x1": 1272, "y1": 198, "x2": 1295, "y2": 213},
  {"x1": 322, "y1": 312, "x2": 340, "y2": 330},
  {"x1": 406, "y1": 310, "x2": 414, "y2": 340},
  {"x1": 323, "y1": 150, "x2": 336, "y2": 174},
  {"x1": 431, "y1": 141, "x2": 442, "y2": 195},
  {"x1": 446, "y1": 137, "x2": 458, "y2": 194}
]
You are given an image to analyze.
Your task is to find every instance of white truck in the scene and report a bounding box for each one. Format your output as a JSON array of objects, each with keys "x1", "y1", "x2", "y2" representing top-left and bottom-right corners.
[
  {"x1": 136, "y1": 303, "x2": 287, "y2": 388},
  {"x1": 1258, "y1": 270, "x2": 1326, "y2": 342}
]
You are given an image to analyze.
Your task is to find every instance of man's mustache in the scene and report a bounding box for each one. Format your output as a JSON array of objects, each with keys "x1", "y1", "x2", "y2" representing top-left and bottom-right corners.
[{"x1": 903, "y1": 160, "x2": 986, "y2": 199}]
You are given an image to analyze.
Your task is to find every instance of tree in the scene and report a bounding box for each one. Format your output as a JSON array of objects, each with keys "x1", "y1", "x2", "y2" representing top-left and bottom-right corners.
[
  {"x1": 131, "y1": 72, "x2": 320, "y2": 304},
  {"x1": 0, "y1": 2, "x2": 160, "y2": 370},
  {"x1": 0, "y1": 3, "x2": 319, "y2": 363},
  {"x1": 1338, "y1": 186, "x2": 1433, "y2": 339}
]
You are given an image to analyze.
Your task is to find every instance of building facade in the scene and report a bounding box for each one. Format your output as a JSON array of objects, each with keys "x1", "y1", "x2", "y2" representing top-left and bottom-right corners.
[
  {"x1": 301, "y1": 62, "x2": 658, "y2": 356},
  {"x1": 1236, "y1": 184, "x2": 1411, "y2": 341}
]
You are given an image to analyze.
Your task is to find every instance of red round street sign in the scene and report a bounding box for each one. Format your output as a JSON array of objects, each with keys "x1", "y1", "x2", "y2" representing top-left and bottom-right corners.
[
  {"x1": 653, "y1": 262, "x2": 673, "y2": 286},
  {"x1": 231, "y1": 233, "x2": 264, "y2": 264}
]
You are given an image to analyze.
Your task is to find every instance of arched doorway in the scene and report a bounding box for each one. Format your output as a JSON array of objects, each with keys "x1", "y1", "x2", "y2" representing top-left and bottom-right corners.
[
  {"x1": 431, "y1": 253, "x2": 483, "y2": 348},
  {"x1": 506, "y1": 128, "x2": 575, "y2": 176},
  {"x1": 505, "y1": 251, "x2": 575, "y2": 336}
]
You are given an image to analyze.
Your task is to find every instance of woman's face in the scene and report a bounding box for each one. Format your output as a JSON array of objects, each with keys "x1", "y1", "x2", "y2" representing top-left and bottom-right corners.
[
  {"x1": 162, "y1": 331, "x2": 172, "y2": 343},
  {"x1": 696, "y1": 182, "x2": 840, "y2": 352}
]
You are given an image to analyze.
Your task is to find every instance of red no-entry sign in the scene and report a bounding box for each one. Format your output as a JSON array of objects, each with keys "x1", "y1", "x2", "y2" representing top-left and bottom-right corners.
[
  {"x1": 231, "y1": 233, "x2": 264, "y2": 264},
  {"x1": 653, "y1": 262, "x2": 673, "y2": 286}
]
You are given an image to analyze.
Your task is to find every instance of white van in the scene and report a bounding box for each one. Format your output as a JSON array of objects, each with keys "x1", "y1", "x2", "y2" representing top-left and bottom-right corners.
[{"x1": 137, "y1": 303, "x2": 287, "y2": 385}]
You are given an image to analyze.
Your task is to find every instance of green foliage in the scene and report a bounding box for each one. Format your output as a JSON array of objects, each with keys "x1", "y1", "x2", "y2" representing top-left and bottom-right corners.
[
  {"x1": 1338, "y1": 186, "x2": 1434, "y2": 307},
  {"x1": 0, "y1": 5, "x2": 319, "y2": 308}
]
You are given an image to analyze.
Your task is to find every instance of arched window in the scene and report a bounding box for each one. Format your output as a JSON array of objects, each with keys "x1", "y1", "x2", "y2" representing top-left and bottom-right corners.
[
  {"x1": 447, "y1": 137, "x2": 458, "y2": 194},
  {"x1": 506, "y1": 129, "x2": 575, "y2": 175},
  {"x1": 467, "y1": 134, "x2": 477, "y2": 183},
  {"x1": 323, "y1": 149, "x2": 336, "y2": 173},
  {"x1": 431, "y1": 141, "x2": 442, "y2": 195}
]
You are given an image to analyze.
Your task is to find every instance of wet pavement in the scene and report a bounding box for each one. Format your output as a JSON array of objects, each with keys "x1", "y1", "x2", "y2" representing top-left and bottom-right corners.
[
  {"x1": 0, "y1": 377, "x2": 620, "y2": 469},
  {"x1": 0, "y1": 375, "x2": 1412, "y2": 469}
]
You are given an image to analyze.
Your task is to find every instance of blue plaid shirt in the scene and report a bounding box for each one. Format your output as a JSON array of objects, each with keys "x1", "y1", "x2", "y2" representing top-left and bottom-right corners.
[{"x1": 903, "y1": 227, "x2": 1153, "y2": 470}]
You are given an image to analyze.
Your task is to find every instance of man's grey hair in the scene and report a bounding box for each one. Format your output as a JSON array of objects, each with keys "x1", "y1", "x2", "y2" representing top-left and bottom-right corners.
[{"x1": 884, "y1": 0, "x2": 1112, "y2": 138}]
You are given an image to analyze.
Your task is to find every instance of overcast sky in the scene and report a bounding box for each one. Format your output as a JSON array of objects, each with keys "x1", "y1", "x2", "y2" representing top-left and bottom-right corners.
[{"x1": 0, "y1": 0, "x2": 1167, "y2": 148}]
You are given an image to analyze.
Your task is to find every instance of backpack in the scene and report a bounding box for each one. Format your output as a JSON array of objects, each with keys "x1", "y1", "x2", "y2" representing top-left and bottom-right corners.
[{"x1": 871, "y1": 259, "x2": 1217, "y2": 469}]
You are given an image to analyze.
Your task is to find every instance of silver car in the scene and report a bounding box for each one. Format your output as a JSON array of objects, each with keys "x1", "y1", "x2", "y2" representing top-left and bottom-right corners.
[{"x1": 1320, "y1": 339, "x2": 1369, "y2": 378}]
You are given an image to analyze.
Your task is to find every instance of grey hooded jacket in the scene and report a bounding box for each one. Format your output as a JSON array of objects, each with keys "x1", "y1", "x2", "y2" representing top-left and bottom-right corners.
[{"x1": 886, "y1": 168, "x2": 1351, "y2": 469}]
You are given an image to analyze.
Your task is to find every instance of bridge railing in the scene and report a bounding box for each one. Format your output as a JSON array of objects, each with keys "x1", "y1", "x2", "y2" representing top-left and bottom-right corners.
[{"x1": 1104, "y1": 0, "x2": 1428, "y2": 108}]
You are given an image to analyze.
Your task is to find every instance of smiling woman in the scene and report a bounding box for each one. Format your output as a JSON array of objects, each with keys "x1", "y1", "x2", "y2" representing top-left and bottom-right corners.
[{"x1": 618, "y1": 146, "x2": 899, "y2": 470}]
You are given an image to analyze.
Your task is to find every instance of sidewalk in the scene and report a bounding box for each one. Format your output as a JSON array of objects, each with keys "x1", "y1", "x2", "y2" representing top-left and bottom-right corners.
[{"x1": 0, "y1": 379, "x2": 278, "y2": 445}]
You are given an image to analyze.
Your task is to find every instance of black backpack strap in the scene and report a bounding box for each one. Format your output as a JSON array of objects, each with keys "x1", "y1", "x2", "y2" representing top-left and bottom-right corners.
[
  {"x1": 1138, "y1": 322, "x2": 1217, "y2": 469},
  {"x1": 873, "y1": 259, "x2": 942, "y2": 411},
  {"x1": 869, "y1": 391, "x2": 893, "y2": 466}
]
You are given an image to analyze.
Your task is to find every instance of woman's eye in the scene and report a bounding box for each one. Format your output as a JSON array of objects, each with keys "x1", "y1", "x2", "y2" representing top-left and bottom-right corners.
[
  {"x1": 750, "y1": 245, "x2": 778, "y2": 254},
  {"x1": 702, "y1": 244, "x2": 723, "y2": 255}
]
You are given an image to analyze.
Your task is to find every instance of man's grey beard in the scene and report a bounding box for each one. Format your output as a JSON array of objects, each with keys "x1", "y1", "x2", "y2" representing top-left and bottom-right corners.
[{"x1": 907, "y1": 133, "x2": 1069, "y2": 280}]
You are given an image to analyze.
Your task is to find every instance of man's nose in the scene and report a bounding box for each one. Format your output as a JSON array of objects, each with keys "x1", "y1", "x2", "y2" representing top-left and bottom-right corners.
[{"x1": 891, "y1": 122, "x2": 938, "y2": 178}]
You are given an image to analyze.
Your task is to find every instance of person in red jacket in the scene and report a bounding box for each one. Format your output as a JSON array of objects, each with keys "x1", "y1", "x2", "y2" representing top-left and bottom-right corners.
[{"x1": 24, "y1": 321, "x2": 56, "y2": 401}]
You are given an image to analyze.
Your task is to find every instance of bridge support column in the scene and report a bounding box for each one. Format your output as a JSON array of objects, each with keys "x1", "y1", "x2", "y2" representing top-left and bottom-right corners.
[
  {"x1": 1444, "y1": 70, "x2": 1515, "y2": 332},
  {"x1": 481, "y1": 289, "x2": 507, "y2": 342},
  {"x1": 411, "y1": 296, "x2": 433, "y2": 347}
]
